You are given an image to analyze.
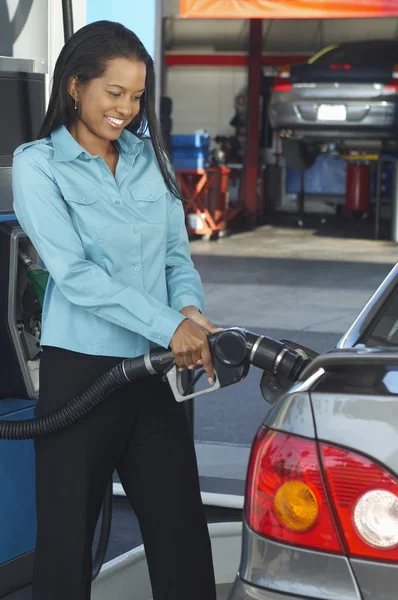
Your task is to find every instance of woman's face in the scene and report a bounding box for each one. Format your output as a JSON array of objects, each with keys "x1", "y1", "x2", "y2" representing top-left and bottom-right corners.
[{"x1": 71, "y1": 57, "x2": 147, "y2": 142}]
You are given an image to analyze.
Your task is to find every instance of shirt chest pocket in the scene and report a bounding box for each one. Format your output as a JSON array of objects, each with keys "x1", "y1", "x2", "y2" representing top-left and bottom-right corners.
[
  {"x1": 128, "y1": 179, "x2": 167, "y2": 224},
  {"x1": 61, "y1": 187, "x2": 99, "y2": 207}
]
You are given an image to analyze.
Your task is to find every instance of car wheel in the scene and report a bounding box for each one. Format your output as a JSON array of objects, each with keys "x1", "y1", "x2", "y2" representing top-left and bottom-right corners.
[{"x1": 281, "y1": 139, "x2": 318, "y2": 171}]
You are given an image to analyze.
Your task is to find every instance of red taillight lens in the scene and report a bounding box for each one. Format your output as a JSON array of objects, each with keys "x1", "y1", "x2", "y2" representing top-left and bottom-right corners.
[
  {"x1": 329, "y1": 64, "x2": 352, "y2": 70},
  {"x1": 273, "y1": 65, "x2": 292, "y2": 93},
  {"x1": 245, "y1": 428, "x2": 342, "y2": 553},
  {"x1": 321, "y1": 445, "x2": 398, "y2": 561},
  {"x1": 383, "y1": 82, "x2": 398, "y2": 94},
  {"x1": 383, "y1": 64, "x2": 398, "y2": 94}
]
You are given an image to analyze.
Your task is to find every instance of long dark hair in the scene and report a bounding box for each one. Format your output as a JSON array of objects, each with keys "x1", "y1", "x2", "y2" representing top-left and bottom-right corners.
[{"x1": 39, "y1": 20, "x2": 180, "y2": 198}]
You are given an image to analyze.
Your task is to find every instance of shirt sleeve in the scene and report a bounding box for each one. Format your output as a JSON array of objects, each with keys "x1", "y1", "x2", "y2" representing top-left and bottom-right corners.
[
  {"x1": 165, "y1": 193, "x2": 205, "y2": 313},
  {"x1": 12, "y1": 152, "x2": 186, "y2": 349}
]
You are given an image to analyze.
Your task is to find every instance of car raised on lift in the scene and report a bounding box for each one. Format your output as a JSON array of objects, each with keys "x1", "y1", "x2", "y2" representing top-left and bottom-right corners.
[{"x1": 269, "y1": 39, "x2": 398, "y2": 170}]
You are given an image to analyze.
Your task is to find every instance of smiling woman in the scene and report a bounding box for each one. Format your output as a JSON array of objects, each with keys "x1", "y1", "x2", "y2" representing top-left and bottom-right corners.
[
  {"x1": 12, "y1": 19, "x2": 218, "y2": 600},
  {"x1": 67, "y1": 57, "x2": 147, "y2": 173},
  {"x1": 38, "y1": 21, "x2": 179, "y2": 197}
]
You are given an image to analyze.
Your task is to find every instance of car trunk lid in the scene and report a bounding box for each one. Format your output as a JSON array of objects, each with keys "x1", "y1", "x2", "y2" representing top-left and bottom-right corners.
[{"x1": 291, "y1": 63, "x2": 393, "y2": 86}]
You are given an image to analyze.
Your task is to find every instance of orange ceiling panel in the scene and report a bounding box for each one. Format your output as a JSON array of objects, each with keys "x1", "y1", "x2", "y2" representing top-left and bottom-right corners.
[{"x1": 180, "y1": 0, "x2": 398, "y2": 19}]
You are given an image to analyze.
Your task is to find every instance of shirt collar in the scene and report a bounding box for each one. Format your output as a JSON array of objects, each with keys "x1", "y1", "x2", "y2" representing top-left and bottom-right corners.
[{"x1": 51, "y1": 124, "x2": 144, "y2": 162}]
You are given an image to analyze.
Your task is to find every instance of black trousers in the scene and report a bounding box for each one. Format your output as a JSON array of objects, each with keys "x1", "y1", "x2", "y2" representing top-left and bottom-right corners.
[{"x1": 32, "y1": 346, "x2": 216, "y2": 600}]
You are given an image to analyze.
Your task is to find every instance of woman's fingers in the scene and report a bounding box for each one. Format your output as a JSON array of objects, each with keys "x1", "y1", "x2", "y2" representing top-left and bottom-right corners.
[
  {"x1": 170, "y1": 320, "x2": 215, "y2": 376},
  {"x1": 201, "y1": 341, "x2": 214, "y2": 383}
]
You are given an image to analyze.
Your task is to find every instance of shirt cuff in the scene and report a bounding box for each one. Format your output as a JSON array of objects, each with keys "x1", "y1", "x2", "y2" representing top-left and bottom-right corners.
[
  {"x1": 170, "y1": 294, "x2": 205, "y2": 314},
  {"x1": 150, "y1": 306, "x2": 187, "y2": 349}
]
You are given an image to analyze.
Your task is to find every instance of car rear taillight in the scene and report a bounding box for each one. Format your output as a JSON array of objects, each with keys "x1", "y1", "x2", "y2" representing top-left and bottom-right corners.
[
  {"x1": 245, "y1": 427, "x2": 398, "y2": 561},
  {"x1": 383, "y1": 64, "x2": 398, "y2": 94},
  {"x1": 321, "y1": 445, "x2": 398, "y2": 561},
  {"x1": 273, "y1": 65, "x2": 292, "y2": 93},
  {"x1": 245, "y1": 428, "x2": 343, "y2": 553},
  {"x1": 329, "y1": 64, "x2": 352, "y2": 70}
]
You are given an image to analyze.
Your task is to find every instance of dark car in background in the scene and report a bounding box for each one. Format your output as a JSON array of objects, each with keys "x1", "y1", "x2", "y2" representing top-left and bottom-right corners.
[{"x1": 269, "y1": 40, "x2": 398, "y2": 169}]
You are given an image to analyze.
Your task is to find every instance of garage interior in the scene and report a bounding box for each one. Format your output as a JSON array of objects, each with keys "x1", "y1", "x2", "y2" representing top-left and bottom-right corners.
[{"x1": 162, "y1": 0, "x2": 398, "y2": 242}]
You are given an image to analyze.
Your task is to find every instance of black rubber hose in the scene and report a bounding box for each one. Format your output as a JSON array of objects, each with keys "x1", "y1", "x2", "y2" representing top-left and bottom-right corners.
[{"x1": 0, "y1": 363, "x2": 129, "y2": 440}]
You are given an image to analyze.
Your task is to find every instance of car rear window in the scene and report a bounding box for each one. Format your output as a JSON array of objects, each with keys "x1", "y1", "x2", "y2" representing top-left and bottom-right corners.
[
  {"x1": 310, "y1": 42, "x2": 398, "y2": 65},
  {"x1": 360, "y1": 286, "x2": 398, "y2": 347}
]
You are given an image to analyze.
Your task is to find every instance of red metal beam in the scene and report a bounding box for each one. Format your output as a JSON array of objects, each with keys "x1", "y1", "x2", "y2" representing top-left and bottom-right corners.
[
  {"x1": 240, "y1": 20, "x2": 262, "y2": 225},
  {"x1": 165, "y1": 54, "x2": 310, "y2": 67}
]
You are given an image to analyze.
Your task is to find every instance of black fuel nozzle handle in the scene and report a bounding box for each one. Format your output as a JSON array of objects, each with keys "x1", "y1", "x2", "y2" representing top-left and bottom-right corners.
[
  {"x1": 122, "y1": 327, "x2": 307, "y2": 388},
  {"x1": 122, "y1": 328, "x2": 250, "y2": 395}
]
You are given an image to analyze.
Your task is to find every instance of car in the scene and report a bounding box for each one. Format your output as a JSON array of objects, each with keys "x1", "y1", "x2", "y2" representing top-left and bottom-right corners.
[
  {"x1": 269, "y1": 39, "x2": 398, "y2": 170},
  {"x1": 228, "y1": 261, "x2": 398, "y2": 600}
]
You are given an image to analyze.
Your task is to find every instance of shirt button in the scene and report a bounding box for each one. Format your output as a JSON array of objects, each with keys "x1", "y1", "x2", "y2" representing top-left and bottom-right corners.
[
  {"x1": 150, "y1": 194, "x2": 155, "y2": 199},
  {"x1": 135, "y1": 266, "x2": 140, "y2": 271},
  {"x1": 133, "y1": 228, "x2": 138, "y2": 233},
  {"x1": 115, "y1": 200, "x2": 121, "y2": 205}
]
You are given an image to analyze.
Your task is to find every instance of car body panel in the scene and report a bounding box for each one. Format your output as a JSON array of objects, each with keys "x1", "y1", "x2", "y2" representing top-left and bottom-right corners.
[
  {"x1": 351, "y1": 559, "x2": 398, "y2": 600},
  {"x1": 311, "y1": 390, "x2": 398, "y2": 475},
  {"x1": 229, "y1": 577, "x2": 303, "y2": 600},
  {"x1": 237, "y1": 523, "x2": 361, "y2": 600},
  {"x1": 269, "y1": 97, "x2": 398, "y2": 141},
  {"x1": 263, "y1": 391, "x2": 316, "y2": 439}
]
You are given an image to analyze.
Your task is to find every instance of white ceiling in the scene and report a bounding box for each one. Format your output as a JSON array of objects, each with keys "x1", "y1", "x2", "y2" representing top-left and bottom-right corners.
[{"x1": 164, "y1": 0, "x2": 398, "y2": 54}]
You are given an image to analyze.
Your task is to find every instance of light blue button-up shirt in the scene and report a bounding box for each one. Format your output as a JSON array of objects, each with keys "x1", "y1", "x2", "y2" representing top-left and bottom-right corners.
[{"x1": 12, "y1": 125, "x2": 204, "y2": 358}]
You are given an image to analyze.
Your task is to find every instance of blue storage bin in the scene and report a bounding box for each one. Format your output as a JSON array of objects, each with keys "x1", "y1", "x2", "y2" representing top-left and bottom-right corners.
[
  {"x1": 173, "y1": 157, "x2": 206, "y2": 170},
  {"x1": 172, "y1": 147, "x2": 210, "y2": 160},
  {"x1": 173, "y1": 149, "x2": 209, "y2": 171},
  {"x1": 172, "y1": 132, "x2": 210, "y2": 150},
  {"x1": 173, "y1": 153, "x2": 207, "y2": 170}
]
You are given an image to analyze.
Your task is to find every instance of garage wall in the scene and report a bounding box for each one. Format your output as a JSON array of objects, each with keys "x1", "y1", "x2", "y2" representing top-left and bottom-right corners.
[{"x1": 165, "y1": 66, "x2": 247, "y2": 136}]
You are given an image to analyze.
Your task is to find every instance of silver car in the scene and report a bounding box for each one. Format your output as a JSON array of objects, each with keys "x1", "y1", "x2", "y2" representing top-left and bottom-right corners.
[
  {"x1": 269, "y1": 40, "x2": 398, "y2": 170},
  {"x1": 228, "y1": 262, "x2": 398, "y2": 600}
]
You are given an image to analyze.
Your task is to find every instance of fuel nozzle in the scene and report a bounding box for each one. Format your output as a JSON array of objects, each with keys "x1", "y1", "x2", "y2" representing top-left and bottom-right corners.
[
  {"x1": 210, "y1": 328, "x2": 307, "y2": 384},
  {"x1": 245, "y1": 331, "x2": 307, "y2": 382},
  {"x1": 124, "y1": 328, "x2": 308, "y2": 405}
]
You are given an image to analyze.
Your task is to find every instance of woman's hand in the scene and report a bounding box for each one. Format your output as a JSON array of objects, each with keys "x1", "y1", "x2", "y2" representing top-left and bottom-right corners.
[
  {"x1": 170, "y1": 319, "x2": 215, "y2": 383},
  {"x1": 179, "y1": 306, "x2": 221, "y2": 335}
]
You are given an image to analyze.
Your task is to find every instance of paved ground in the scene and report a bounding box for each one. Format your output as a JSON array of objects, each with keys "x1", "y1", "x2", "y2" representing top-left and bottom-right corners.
[{"x1": 190, "y1": 221, "x2": 397, "y2": 484}]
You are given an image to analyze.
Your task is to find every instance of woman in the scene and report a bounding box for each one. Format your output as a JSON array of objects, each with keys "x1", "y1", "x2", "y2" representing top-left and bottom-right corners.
[{"x1": 12, "y1": 20, "x2": 218, "y2": 600}]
